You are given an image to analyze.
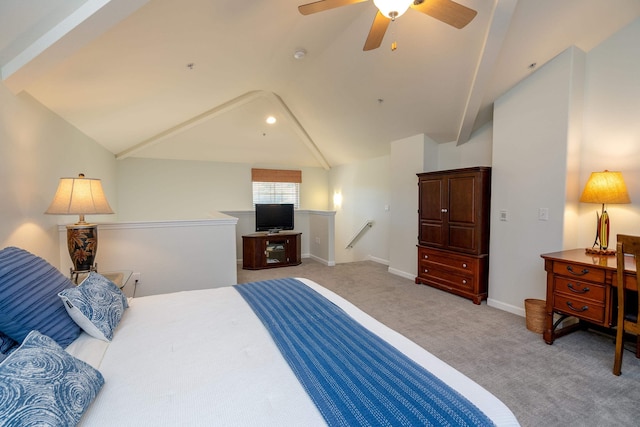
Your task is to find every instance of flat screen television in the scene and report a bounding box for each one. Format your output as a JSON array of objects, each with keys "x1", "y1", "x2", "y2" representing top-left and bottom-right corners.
[{"x1": 255, "y1": 203, "x2": 294, "y2": 233}]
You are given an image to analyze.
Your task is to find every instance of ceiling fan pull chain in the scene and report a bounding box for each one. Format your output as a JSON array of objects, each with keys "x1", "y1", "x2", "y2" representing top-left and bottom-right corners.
[{"x1": 391, "y1": 19, "x2": 398, "y2": 51}]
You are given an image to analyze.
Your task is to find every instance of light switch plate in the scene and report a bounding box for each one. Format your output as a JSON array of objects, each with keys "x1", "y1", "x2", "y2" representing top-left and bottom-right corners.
[{"x1": 538, "y1": 208, "x2": 549, "y2": 221}]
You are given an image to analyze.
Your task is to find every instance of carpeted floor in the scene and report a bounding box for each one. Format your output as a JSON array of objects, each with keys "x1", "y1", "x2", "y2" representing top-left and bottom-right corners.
[{"x1": 238, "y1": 259, "x2": 640, "y2": 427}]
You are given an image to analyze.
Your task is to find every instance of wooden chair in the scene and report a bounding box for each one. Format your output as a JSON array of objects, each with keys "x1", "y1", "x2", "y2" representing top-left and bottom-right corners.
[{"x1": 613, "y1": 234, "x2": 640, "y2": 375}]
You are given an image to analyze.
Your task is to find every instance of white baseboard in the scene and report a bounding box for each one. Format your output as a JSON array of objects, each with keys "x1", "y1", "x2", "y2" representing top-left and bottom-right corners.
[
  {"x1": 307, "y1": 254, "x2": 335, "y2": 266},
  {"x1": 388, "y1": 267, "x2": 415, "y2": 281},
  {"x1": 367, "y1": 255, "x2": 389, "y2": 265},
  {"x1": 487, "y1": 298, "x2": 525, "y2": 317}
]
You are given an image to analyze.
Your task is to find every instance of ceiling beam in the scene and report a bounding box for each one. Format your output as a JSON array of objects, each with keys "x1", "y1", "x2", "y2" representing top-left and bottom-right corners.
[
  {"x1": 116, "y1": 90, "x2": 331, "y2": 170},
  {"x1": 455, "y1": 0, "x2": 518, "y2": 145},
  {"x1": 1, "y1": 0, "x2": 149, "y2": 93}
]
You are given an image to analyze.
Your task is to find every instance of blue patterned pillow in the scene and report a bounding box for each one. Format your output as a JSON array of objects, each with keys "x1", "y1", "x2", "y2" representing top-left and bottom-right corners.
[
  {"x1": 0, "y1": 330, "x2": 104, "y2": 425},
  {"x1": 58, "y1": 272, "x2": 128, "y2": 341},
  {"x1": 0, "y1": 247, "x2": 81, "y2": 347}
]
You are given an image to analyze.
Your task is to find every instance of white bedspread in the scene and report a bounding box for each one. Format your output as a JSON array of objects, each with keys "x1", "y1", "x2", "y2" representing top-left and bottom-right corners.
[{"x1": 71, "y1": 278, "x2": 519, "y2": 426}]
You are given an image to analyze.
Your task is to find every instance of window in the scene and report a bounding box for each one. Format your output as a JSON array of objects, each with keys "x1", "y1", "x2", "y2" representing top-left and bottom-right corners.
[{"x1": 251, "y1": 168, "x2": 301, "y2": 209}]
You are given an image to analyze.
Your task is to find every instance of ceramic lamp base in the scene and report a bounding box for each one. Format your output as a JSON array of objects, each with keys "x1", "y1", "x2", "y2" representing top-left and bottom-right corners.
[{"x1": 66, "y1": 223, "x2": 98, "y2": 273}]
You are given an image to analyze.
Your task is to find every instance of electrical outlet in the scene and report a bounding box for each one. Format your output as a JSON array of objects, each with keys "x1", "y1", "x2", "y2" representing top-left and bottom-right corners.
[
  {"x1": 499, "y1": 210, "x2": 509, "y2": 221},
  {"x1": 131, "y1": 272, "x2": 141, "y2": 285},
  {"x1": 315, "y1": 237, "x2": 321, "y2": 245}
]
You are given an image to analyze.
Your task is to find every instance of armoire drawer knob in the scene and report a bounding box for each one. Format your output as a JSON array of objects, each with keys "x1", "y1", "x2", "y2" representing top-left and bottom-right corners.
[
  {"x1": 462, "y1": 263, "x2": 467, "y2": 268},
  {"x1": 462, "y1": 279, "x2": 467, "y2": 284},
  {"x1": 424, "y1": 269, "x2": 428, "y2": 273},
  {"x1": 424, "y1": 254, "x2": 428, "y2": 259}
]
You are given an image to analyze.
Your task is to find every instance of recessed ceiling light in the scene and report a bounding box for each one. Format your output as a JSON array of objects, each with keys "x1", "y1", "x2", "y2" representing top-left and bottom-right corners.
[
  {"x1": 293, "y1": 49, "x2": 307, "y2": 60},
  {"x1": 266, "y1": 116, "x2": 277, "y2": 124}
]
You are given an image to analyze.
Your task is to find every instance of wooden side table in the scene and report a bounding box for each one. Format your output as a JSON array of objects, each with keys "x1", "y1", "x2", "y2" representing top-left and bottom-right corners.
[
  {"x1": 73, "y1": 270, "x2": 134, "y2": 297},
  {"x1": 540, "y1": 249, "x2": 637, "y2": 344}
]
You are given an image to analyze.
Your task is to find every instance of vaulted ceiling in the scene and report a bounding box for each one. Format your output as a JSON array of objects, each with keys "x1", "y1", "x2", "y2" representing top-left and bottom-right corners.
[{"x1": 2, "y1": 0, "x2": 639, "y2": 169}]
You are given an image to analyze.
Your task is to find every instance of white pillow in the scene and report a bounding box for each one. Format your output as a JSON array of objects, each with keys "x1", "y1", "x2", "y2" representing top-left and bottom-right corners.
[{"x1": 58, "y1": 272, "x2": 128, "y2": 341}]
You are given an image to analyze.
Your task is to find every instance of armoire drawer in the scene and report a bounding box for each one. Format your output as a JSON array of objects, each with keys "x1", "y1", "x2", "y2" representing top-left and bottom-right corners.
[
  {"x1": 418, "y1": 263, "x2": 474, "y2": 292},
  {"x1": 418, "y1": 246, "x2": 479, "y2": 274}
]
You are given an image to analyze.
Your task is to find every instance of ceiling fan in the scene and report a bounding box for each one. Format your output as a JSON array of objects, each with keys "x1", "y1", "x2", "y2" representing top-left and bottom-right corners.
[{"x1": 298, "y1": 0, "x2": 477, "y2": 51}]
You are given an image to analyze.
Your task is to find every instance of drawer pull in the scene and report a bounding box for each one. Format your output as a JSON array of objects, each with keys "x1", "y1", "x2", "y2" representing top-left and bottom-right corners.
[
  {"x1": 462, "y1": 263, "x2": 467, "y2": 268},
  {"x1": 424, "y1": 269, "x2": 428, "y2": 273},
  {"x1": 566, "y1": 301, "x2": 588, "y2": 312},
  {"x1": 567, "y1": 283, "x2": 590, "y2": 294},
  {"x1": 566, "y1": 265, "x2": 589, "y2": 276},
  {"x1": 462, "y1": 279, "x2": 467, "y2": 284},
  {"x1": 424, "y1": 255, "x2": 428, "y2": 259}
]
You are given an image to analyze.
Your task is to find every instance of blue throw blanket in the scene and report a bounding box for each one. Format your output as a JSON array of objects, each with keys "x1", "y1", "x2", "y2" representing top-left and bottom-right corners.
[{"x1": 235, "y1": 278, "x2": 494, "y2": 427}]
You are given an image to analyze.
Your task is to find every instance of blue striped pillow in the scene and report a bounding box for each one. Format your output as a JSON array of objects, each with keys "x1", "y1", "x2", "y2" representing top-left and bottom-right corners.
[
  {"x1": 0, "y1": 331, "x2": 18, "y2": 355},
  {"x1": 0, "y1": 330, "x2": 104, "y2": 425},
  {"x1": 0, "y1": 247, "x2": 81, "y2": 347}
]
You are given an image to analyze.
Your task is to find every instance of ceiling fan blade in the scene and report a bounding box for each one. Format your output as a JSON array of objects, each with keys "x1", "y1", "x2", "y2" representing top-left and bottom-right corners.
[
  {"x1": 411, "y1": 0, "x2": 477, "y2": 29},
  {"x1": 298, "y1": 0, "x2": 368, "y2": 15},
  {"x1": 363, "y1": 11, "x2": 390, "y2": 51}
]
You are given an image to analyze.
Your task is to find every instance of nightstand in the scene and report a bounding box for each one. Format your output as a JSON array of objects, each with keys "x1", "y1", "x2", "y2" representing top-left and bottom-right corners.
[{"x1": 73, "y1": 270, "x2": 134, "y2": 298}]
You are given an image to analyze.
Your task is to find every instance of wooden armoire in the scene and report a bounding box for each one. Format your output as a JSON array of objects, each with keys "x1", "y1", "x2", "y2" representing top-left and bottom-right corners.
[{"x1": 415, "y1": 167, "x2": 491, "y2": 304}]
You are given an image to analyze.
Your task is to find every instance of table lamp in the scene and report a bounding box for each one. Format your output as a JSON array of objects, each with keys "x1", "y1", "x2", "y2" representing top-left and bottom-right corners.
[
  {"x1": 45, "y1": 173, "x2": 114, "y2": 276},
  {"x1": 579, "y1": 170, "x2": 630, "y2": 254}
]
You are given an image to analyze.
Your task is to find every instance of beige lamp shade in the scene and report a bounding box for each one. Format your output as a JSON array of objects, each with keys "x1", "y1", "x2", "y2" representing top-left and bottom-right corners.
[
  {"x1": 45, "y1": 174, "x2": 114, "y2": 223},
  {"x1": 580, "y1": 170, "x2": 630, "y2": 253},
  {"x1": 579, "y1": 171, "x2": 630, "y2": 205},
  {"x1": 45, "y1": 174, "x2": 114, "y2": 274}
]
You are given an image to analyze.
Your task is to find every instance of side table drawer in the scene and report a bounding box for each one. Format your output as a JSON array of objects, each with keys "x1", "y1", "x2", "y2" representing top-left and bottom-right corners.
[
  {"x1": 553, "y1": 293, "x2": 605, "y2": 324},
  {"x1": 612, "y1": 272, "x2": 638, "y2": 291},
  {"x1": 554, "y1": 278, "x2": 605, "y2": 303},
  {"x1": 552, "y1": 261, "x2": 605, "y2": 283}
]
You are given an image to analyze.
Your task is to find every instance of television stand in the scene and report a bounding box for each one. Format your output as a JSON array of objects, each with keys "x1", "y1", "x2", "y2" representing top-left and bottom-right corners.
[{"x1": 242, "y1": 232, "x2": 301, "y2": 270}]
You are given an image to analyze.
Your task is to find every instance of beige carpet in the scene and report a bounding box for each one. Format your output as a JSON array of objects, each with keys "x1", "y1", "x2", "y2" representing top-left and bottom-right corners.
[{"x1": 238, "y1": 259, "x2": 640, "y2": 427}]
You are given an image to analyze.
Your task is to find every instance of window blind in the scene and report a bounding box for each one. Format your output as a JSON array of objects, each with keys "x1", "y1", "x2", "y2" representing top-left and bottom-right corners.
[
  {"x1": 251, "y1": 169, "x2": 301, "y2": 208},
  {"x1": 251, "y1": 168, "x2": 302, "y2": 183}
]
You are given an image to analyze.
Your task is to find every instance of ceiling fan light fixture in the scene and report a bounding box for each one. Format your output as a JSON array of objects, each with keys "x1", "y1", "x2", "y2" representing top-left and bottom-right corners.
[{"x1": 373, "y1": 0, "x2": 413, "y2": 19}]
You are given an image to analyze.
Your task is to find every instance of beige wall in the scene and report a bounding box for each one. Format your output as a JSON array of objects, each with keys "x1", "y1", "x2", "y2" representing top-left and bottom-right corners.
[
  {"x1": 0, "y1": 88, "x2": 117, "y2": 267},
  {"x1": 488, "y1": 18, "x2": 640, "y2": 315},
  {"x1": 490, "y1": 47, "x2": 584, "y2": 313},
  {"x1": 115, "y1": 158, "x2": 329, "y2": 220},
  {"x1": 580, "y1": 18, "x2": 640, "y2": 242},
  {"x1": 328, "y1": 155, "x2": 391, "y2": 264}
]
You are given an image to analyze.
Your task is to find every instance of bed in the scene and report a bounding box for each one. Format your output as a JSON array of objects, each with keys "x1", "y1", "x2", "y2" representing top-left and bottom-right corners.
[{"x1": 0, "y1": 247, "x2": 520, "y2": 426}]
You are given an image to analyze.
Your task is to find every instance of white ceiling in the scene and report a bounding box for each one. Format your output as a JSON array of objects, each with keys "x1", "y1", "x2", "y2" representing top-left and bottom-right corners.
[{"x1": 2, "y1": 0, "x2": 640, "y2": 169}]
